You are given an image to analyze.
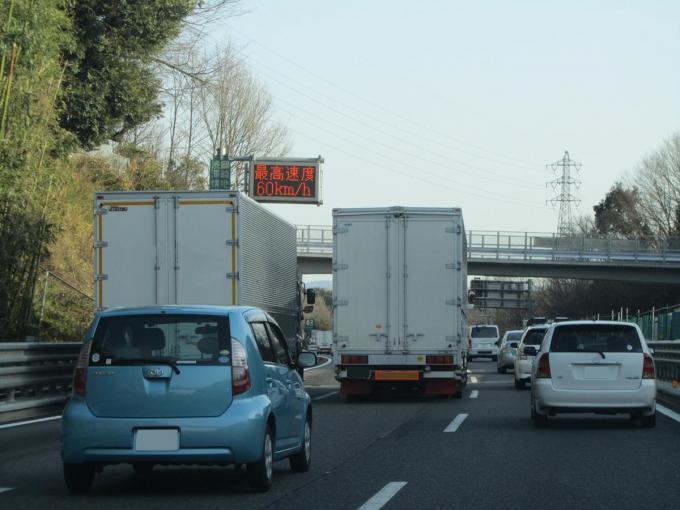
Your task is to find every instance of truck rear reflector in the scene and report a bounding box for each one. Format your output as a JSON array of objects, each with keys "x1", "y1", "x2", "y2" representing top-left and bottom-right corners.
[
  {"x1": 341, "y1": 355, "x2": 368, "y2": 364},
  {"x1": 374, "y1": 370, "x2": 420, "y2": 381},
  {"x1": 426, "y1": 355, "x2": 453, "y2": 365}
]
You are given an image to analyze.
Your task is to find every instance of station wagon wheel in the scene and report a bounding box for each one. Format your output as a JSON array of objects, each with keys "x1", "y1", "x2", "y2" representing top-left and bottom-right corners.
[
  {"x1": 289, "y1": 414, "x2": 312, "y2": 473},
  {"x1": 640, "y1": 412, "x2": 656, "y2": 428},
  {"x1": 247, "y1": 426, "x2": 274, "y2": 492},
  {"x1": 531, "y1": 396, "x2": 548, "y2": 428},
  {"x1": 63, "y1": 463, "x2": 95, "y2": 494}
]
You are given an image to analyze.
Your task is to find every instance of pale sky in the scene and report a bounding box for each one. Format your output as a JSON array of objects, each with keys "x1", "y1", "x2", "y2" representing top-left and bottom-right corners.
[{"x1": 214, "y1": 0, "x2": 680, "y2": 232}]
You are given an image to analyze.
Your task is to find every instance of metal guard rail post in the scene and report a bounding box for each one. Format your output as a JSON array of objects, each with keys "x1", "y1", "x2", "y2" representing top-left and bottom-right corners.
[{"x1": 0, "y1": 342, "x2": 81, "y2": 424}]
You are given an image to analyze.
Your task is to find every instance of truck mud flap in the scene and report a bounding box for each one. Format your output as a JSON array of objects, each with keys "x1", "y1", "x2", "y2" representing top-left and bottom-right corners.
[
  {"x1": 425, "y1": 379, "x2": 459, "y2": 396},
  {"x1": 340, "y1": 380, "x2": 371, "y2": 396}
]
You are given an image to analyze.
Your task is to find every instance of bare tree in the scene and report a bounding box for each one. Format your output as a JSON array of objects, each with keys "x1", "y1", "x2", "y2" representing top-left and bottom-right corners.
[
  {"x1": 635, "y1": 133, "x2": 680, "y2": 237},
  {"x1": 198, "y1": 47, "x2": 290, "y2": 189}
]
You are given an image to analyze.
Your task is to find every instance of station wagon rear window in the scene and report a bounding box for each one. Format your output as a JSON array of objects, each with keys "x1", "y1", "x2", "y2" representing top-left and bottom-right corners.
[
  {"x1": 523, "y1": 329, "x2": 547, "y2": 346},
  {"x1": 471, "y1": 326, "x2": 499, "y2": 338},
  {"x1": 506, "y1": 332, "x2": 522, "y2": 342},
  {"x1": 550, "y1": 324, "x2": 642, "y2": 353},
  {"x1": 90, "y1": 315, "x2": 231, "y2": 365}
]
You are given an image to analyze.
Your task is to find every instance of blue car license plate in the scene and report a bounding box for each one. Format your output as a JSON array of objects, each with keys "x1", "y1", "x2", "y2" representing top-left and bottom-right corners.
[{"x1": 134, "y1": 429, "x2": 179, "y2": 451}]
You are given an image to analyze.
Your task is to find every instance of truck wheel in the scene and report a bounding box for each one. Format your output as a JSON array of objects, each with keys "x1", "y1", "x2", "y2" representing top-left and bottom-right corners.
[
  {"x1": 63, "y1": 463, "x2": 95, "y2": 494},
  {"x1": 247, "y1": 426, "x2": 274, "y2": 492},
  {"x1": 514, "y1": 378, "x2": 525, "y2": 390},
  {"x1": 452, "y1": 390, "x2": 463, "y2": 399},
  {"x1": 289, "y1": 416, "x2": 312, "y2": 472}
]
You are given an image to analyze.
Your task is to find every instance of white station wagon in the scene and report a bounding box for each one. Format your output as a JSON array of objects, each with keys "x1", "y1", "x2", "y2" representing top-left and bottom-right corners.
[{"x1": 529, "y1": 321, "x2": 657, "y2": 427}]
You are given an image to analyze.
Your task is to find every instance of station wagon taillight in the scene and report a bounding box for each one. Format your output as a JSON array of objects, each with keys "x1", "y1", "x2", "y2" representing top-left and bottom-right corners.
[
  {"x1": 231, "y1": 339, "x2": 250, "y2": 395},
  {"x1": 536, "y1": 353, "x2": 551, "y2": 379},
  {"x1": 341, "y1": 355, "x2": 368, "y2": 364},
  {"x1": 73, "y1": 341, "x2": 92, "y2": 397},
  {"x1": 642, "y1": 353, "x2": 655, "y2": 379}
]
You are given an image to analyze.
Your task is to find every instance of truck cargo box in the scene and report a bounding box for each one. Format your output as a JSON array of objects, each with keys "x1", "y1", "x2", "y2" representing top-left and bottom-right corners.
[
  {"x1": 93, "y1": 190, "x2": 300, "y2": 340},
  {"x1": 332, "y1": 206, "x2": 468, "y2": 397}
]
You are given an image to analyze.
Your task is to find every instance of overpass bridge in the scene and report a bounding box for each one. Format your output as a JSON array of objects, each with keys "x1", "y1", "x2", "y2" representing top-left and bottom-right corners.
[{"x1": 296, "y1": 225, "x2": 680, "y2": 283}]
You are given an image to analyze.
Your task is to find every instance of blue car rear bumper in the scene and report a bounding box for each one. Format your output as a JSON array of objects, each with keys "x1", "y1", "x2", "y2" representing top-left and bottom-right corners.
[{"x1": 61, "y1": 394, "x2": 271, "y2": 465}]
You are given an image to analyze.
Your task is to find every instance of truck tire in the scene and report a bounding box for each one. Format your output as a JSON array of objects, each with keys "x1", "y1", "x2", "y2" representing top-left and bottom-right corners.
[
  {"x1": 63, "y1": 463, "x2": 95, "y2": 494},
  {"x1": 247, "y1": 426, "x2": 274, "y2": 492},
  {"x1": 514, "y1": 378, "x2": 525, "y2": 390}
]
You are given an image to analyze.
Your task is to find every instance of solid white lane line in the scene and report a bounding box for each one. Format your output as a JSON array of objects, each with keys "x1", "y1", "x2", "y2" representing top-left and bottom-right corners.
[
  {"x1": 314, "y1": 390, "x2": 339, "y2": 401},
  {"x1": 470, "y1": 376, "x2": 479, "y2": 383},
  {"x1": 657, "y1": 404, "x2": 680, "y2": 423},
  {"x1": 469, "y1": 390, "x2": 479, "y2": 399},
  {"x1": 305, "y1": 356, "x2": 333, "y2": 371},
  {"x1": 0, "y1": 488, "x2": 14, "y2": 494},
  {"x1": 444, "y1": 413, "x2": 469, "y2": 433},
  {"x1": 358, "y1": 482, "x2": 407, "y2": 510},
  {"x1": 0, "y1": 415, "x2": 61, "y2": 430}
]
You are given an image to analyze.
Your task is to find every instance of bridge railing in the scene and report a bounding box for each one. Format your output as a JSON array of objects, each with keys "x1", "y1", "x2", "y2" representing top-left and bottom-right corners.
[
  {"x1": 0, "y1": 342, "x2": 81, "y2": 424},
  {"x1": 297, "y1": 224, "x2": 333, "y2": 254},
  {"x1": 467, "y1": 231, "x2": 680, "y2": 263},
  {"x1": 296, "y1": 225, "x2": 680, "y2": 264}
]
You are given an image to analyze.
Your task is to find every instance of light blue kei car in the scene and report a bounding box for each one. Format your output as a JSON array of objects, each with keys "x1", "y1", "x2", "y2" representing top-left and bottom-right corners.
[{"x1": 61, "y1": 305, "x2": 317, "y2": 494}]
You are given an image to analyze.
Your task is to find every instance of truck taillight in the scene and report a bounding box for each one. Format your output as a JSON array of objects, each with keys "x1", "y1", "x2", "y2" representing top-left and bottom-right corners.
[
  {"x1": 426, "y1": 355, "x2": 453, "y2": 365},
  {"x1": 73, "y1": 341, "x2": 92, "y2": 397},
  {"x1": 536, "y1": 353, "x2": 551, "y2": 379},
  {"x1": 642, "y1": 353, "x2": 655, "y2": 379},
  {"x1": 341, "y1": 355, "x2": 368, "y2": 364},
  {"x1": 231, "y1": 339, "x2": 250, "y2": 395}
]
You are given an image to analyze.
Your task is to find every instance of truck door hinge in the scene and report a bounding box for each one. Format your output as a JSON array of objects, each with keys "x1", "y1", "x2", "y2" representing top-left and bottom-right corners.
[
  {"x1": 225, "y1": 205, "x2": 238, "y2": 213},
  {"x1": 226, "y1": 272, "x2": 239, "y2": 279},
  {"x1": 226, "y1": 239, "x2": 239, "y2": 247},
  {"x1": 333, "y1": 299, "x2": 349, "y2": 307},
  {"x1": 445, "y1": 298, "x2": 462, "y2": 306},
  {"x1": 93, "y1": 241, "x2": 108, "y2": 249},
  {"x1": 445, "y1": 226, "x2": 462, "y2": 234},
  {"x1": 333, "y1": 227, "x2": 348, "y2": 235},
  {"x1": 94, "y1": 208, "x2": 108, "y2": 216},
  {"x1": 94, "y1": 274, "x2": 108, "y2": 282},
  {"x1": 333, "y1": 263, "x2": 348, "y2": 271},
  {"x1": 335, "y1": 335, "x2": 348, "y2": 342}
]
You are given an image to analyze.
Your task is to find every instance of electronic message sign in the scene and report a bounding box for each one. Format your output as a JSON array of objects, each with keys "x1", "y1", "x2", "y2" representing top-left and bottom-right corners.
[{"x1": 249, "y1": 157, "x2": 322, "y2": 204}]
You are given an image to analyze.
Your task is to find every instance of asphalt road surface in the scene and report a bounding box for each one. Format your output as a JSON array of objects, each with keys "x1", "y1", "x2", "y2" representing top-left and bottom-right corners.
[{"x1": 1, "y1": 359, "x2": 679, "y2": 510}]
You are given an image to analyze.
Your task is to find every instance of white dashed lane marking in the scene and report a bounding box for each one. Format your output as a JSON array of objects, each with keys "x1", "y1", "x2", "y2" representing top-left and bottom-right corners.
[
  {"x1": 470, "y1": 376, "x2": 479, "y2": 383},
  {"x1": 358, "y1": 482, "x2": 408, "y2": 510},
  {"x1": 444, "y1": 413, "x2": 469, "y2": 433},
  {"x1": 470, "y1": 390, "x2": 479, "y2": 399},
  {"x1": 0, "y1": 488, "x2": 14, "y2": 494}
]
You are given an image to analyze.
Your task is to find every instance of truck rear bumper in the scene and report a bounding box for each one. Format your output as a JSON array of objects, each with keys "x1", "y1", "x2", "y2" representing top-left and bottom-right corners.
[{"x1": 338, "y1": 367, "x2": 465, "y2": 396}]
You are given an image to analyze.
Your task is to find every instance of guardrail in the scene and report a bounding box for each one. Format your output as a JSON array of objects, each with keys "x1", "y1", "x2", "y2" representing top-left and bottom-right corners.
[
  {"x1": 648, "y1": 341, "x2": 680, "y2": 402},
  {"x1": 0, "y1": 342, "x2": 81, "y2": 424}
]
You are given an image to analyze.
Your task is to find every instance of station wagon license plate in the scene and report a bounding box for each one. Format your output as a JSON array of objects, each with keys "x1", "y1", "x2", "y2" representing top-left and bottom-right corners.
[{"x1": 134, "y1": 429, "x2": 179, "y2": 451}]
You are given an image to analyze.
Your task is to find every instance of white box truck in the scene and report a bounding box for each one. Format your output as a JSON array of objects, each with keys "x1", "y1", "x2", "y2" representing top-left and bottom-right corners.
[
  {"x1": 93, "y1": 190, "x2": 302, "y2": 343},
  {"x1": 332, "y1": 206, "x2": 469, "y2": 398}
]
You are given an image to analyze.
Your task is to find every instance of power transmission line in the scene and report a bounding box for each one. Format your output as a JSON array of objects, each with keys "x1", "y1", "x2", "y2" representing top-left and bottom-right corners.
[{"x1": 547, "y1": 151, "x2": 582, "y2": 234}]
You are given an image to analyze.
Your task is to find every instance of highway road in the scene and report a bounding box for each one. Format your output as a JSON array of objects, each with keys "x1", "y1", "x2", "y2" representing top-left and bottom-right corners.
[{"x1": 2, "y1": 359, "x2": 680, "y2": 509}]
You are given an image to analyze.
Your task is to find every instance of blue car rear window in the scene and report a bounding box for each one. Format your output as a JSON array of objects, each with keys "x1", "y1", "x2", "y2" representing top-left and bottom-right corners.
[{"x1": 90, "y1": 314, "x2": 231, "y2": 365}]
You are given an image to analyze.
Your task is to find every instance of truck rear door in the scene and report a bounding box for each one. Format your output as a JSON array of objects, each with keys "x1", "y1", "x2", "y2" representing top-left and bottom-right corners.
[
  {"x1": 334, "y1": 214, "x2": 395, "y2": 352},
  {"x1": 400, "y1": 213, "x2": 460, "y2": 354},
  {"x1": 175, "y1": 197, "x2": 236, "y2": 306}
]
